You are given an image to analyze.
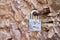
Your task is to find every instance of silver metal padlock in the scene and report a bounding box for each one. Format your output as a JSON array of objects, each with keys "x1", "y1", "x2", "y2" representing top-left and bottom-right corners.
[{"x1": 28, "y1": 11, "x2": 41, "y2": 31}]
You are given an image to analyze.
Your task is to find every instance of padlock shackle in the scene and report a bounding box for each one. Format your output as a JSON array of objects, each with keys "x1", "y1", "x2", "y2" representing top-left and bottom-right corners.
[
  {"x1": 37, "y1": 16, "x2": 40, "y2": 19},
  {"x1": 31, "y1": 10, "x2": 38, "y2": 14},
  {"x1": 29, "y1": 10, "x2": 40, "y2": 19},
  {"x1": 29, "y1": 13, "x2": 33, "y2": 19}
]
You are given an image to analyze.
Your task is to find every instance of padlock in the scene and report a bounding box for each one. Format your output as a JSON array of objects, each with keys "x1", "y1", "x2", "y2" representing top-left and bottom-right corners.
[{"x1": 28, "y1": 12, "x2": 41, "y2": 31}]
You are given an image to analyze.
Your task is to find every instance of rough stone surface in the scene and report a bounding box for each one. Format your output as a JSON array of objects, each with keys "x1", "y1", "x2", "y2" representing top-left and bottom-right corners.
[{"x1": 0, "y1": 0, "x2": 60, "y2": 40}]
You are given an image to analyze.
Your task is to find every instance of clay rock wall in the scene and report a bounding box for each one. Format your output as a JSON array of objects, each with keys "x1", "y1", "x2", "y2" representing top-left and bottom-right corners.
[{"x1": 0, "y1": 0, "x2": 60, "y2": 40}]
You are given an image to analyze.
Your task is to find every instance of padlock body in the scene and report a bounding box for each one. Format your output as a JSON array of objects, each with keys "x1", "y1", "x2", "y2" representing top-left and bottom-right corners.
[{"x1": 28, "y1": 19, "x2": 41, "y2": 31}]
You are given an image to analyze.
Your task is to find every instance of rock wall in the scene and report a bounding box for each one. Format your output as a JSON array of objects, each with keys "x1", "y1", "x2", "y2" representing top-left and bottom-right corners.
[{"x1": 0, "y1": 0, "x2": 60, "y2": 40}]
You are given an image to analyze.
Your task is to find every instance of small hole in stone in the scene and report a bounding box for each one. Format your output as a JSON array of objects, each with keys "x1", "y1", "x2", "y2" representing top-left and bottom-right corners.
[
  {"x1": 46, "y1": 21, "x2": 53, "y2": 23},
  {"x1": 7, "y1": 38, "x2": 12, "y2": 40}
]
